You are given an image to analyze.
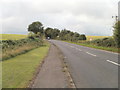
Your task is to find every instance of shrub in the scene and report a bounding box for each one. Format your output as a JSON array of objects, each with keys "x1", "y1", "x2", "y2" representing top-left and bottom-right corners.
[
  {"x1": 2, "y1": 37, "x2": 43, "y2": 60},
  {"x1": 90, "y1": 38, "x2": 116, "y2": 47}
]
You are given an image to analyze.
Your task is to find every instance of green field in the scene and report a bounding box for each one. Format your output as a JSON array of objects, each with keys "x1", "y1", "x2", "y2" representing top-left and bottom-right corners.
[
  {"x1": 2, "y1": 42, "x2": 50, "y2": 88},
  {"x1": 0, "y1": 34, "x2": 27, "y2": 40},
  {"x1": 86, "y1": 36, "x2": 110, "y2": 41}
]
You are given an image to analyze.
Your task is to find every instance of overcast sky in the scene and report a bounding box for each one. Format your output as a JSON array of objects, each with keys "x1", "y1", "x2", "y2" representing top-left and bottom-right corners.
[{"x1": 0, "y1": 0, "x2": 119, "y2": 36}]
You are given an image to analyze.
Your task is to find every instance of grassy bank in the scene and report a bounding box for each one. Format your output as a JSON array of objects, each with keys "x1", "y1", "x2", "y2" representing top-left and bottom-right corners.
[
  {"x1": 2, "y1": 38, "x2": 43, "y2": 61},
  {"x1": 0, "y1": 34, "x2": 27, "y2": 40},
  {"x1": 65, "y1": 41, "x2": 119, "y2": 53},
  {"x1": 2, "y1": 42, "x2": 50, "y2": 88}
]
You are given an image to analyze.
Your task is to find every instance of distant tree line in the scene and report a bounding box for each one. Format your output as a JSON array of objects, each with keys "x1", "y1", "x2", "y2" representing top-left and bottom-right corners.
[
  {"x1": 27, "y1": 21, "x2": 120, "y2": 48},
  {"x1": 28, "y1": 21, "x2": 86, "y2": 41}
]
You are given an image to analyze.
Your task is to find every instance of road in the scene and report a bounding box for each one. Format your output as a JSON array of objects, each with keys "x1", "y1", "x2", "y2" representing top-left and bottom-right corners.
[{"x1": 50, "y1": 40, "x2": 119, "y2": 88}]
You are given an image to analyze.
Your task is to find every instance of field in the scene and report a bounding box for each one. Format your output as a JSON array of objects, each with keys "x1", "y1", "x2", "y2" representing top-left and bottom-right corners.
[
  {"x1": 0, "y1": 34, "x2": 27, "y2": 40},
  {"x1": 2, "y1": 42, "x2": 50, "y2": 88},
  {"x1": 1, "y1": 34, "x2": 110, "y2": 41},
  {"x1": 86, "y1": 36, "x2": 111, "y2": 41}
]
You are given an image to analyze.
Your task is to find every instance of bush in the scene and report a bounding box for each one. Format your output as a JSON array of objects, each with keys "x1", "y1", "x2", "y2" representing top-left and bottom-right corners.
[
  {"x1": 90, "y1": 38, "x2": 116, "y2": 47},
  {"x1": 2, "y1": 37, "x2": 43, "y2": 60},
  {"x1": 113, "y1": 21, "x2": 120, "y2": 48}
]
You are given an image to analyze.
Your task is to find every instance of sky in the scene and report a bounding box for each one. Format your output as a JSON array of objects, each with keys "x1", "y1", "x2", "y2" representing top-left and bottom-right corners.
[{"x1": 0, "y1": 0, "x2": 119, "y2": 36}]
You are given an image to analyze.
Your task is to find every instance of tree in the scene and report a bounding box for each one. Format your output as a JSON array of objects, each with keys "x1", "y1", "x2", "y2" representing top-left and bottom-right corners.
[
  {"x1": 44, "y1": 27, "x2": 53, "y2": 39},
  {"x1": 28, "y1": 21, "x2": 44, "y2": 34},
  {"x1": 79, "y1": 34, "x2": 86, "y2": 40},
  {"x1": 45, "y1": 28, "x2": 60, "y2": 39},
  {"x1": 113, "y1": 21, "x2": 120, "y2": 48}
]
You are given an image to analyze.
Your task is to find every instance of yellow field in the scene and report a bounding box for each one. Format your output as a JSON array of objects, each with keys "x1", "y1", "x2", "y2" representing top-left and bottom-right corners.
[
  {"x1": 0, "y1": 34, "x2": 27, "y2": 40},
  {"x1": 86, "y1": 36, "x2": 111, "y2": 41}
]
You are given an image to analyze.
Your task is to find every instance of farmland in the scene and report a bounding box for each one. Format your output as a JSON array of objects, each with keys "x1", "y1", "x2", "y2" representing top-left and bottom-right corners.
[
  {"x1": 86, "y1": 36, "x2": 111, "y2": 41},
  {"x1": 0, "y1": 34, "x2": 27, "y2": 40}
]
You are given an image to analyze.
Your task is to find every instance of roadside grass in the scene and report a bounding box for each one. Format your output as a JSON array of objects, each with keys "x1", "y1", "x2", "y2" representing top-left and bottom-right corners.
[
  {"x1": 65, "y1": 41, "x2": 119, "y2": 53},
  {"x1": 2, "y1": 40, "x2": 43, "y2": 61},
  {"x1": 2, "y1": 44, "x2": 36, "y2": 60},
  {"x1": 86, "y1": 36, "x2": 111, "y2": 41},
  {"x1": 2, "y1": 42, "x2": 50, "y2": 88},
  {"x1": 0, "y1": 34, "x2": 27, "y2": 40}
]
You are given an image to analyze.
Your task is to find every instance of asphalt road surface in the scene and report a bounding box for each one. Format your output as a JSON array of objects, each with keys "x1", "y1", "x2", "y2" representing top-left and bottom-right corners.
[{"x1": 50, "y1": 40, "x2": 119, "y2": 88}]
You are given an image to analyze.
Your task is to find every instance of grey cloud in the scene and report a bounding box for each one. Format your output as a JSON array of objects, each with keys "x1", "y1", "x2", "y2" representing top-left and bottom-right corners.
[{"x1": 1, "y1": 0, "x2": 119, "y2": 35}]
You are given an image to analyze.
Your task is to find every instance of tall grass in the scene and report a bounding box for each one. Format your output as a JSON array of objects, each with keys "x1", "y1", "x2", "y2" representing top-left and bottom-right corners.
[{"x1": 1, "y1": 38, "x2": 43, "y2": 60}]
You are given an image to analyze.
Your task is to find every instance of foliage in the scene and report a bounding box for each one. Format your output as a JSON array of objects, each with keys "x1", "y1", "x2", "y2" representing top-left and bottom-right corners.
[
  {"x1": 90, "y1": 38, "x2": 116, "y2": 47},
  {"x1": 113, "y1": 21, "x2": 120, "y2": 48},
  {"x1": 44, "y1": 27, "x2": 60, "y2": 39},
  {"x1": 28, "y1": 21, "x2": 87, "y2": 41},
  {"x1": 44, "y1": 28, "x2": 86, "y2": 41},
  {"x1": 1, "y1": 37, "x2": 43, "y2": 60},
  {"x1": 28, "y1": 21, "x2": 44, "y2": 34}
]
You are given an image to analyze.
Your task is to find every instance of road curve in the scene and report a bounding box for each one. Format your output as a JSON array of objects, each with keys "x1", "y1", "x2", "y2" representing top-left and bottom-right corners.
[{"x1": 50, "y1": 40, "x2": 119, "y2": 88}]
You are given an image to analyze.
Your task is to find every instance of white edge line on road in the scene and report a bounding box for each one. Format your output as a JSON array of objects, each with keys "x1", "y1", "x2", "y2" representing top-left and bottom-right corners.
[
  {"x1": 86, "y1": 52, "x2": 96, "y2": 57},
  {"x1": 106, "y1": 60, "x2": 120, "y2": 66}
]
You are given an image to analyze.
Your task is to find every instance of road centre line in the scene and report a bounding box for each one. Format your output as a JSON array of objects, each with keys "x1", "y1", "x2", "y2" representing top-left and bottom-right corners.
[
  {"x1": 106, "y1": 60, "x2": 120, "y2": 66},
  {"x1": 70, "y1": 46, "x2": 74, "y2": 48},
  {"x1": 78, "y1": 49, "x2": 82, "y2": 51},
  {"x1": 75, "y1": 48, "x2": 82, "y2": 51},
  {"x1": 69, "y1": 45, "x2": 83, "y2": 52},
  {"x1": 86, "y1": 52, "x2": 96, "y2": 57}
]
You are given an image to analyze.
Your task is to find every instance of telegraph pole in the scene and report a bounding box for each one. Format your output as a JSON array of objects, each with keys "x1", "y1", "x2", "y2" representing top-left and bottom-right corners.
[
  {"x1": 118, "y1": 1, "x2": 120, "y2": 21},
  {"x1": 118, "y1": 2, "x2": 120, "y2": 90}
]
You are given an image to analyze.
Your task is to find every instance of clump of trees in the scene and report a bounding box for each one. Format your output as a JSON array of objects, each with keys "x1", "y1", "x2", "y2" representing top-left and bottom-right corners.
[
  {"x1": 58, "y1": 29, "x2": 86, "y2": 41},
  {"x1": 28, "y1": 21, "x2": 87, "y2": 41}
]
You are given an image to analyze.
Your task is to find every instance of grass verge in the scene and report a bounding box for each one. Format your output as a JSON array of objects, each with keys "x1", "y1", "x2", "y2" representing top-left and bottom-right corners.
[
  {"x1": 2, "y1": 42, "x2": 50, "y2": 88},
  {"x1": 65, "y1": 41, "x2": 119, "y2": 53}
]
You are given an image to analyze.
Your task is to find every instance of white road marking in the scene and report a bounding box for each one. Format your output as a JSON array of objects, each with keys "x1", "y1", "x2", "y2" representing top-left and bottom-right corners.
[
  {"x1": 70, "y1": 45, "x2": 83, "y2": 52},
  {"x1": 106, "y1": 60, "x2": 120, "y2": 66},
  {"x1": 70, "y1": 46, "x2": 74, "y2": 48},
  {"x1": 86, "y1": 52, "x2": 96, "y2": 57},
  {"x1": 78, "y1": 49, "x2": 82, "y2": 51},
  {"x1": 75, "y1": 48, "x2": 78, "y2": 50}
]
